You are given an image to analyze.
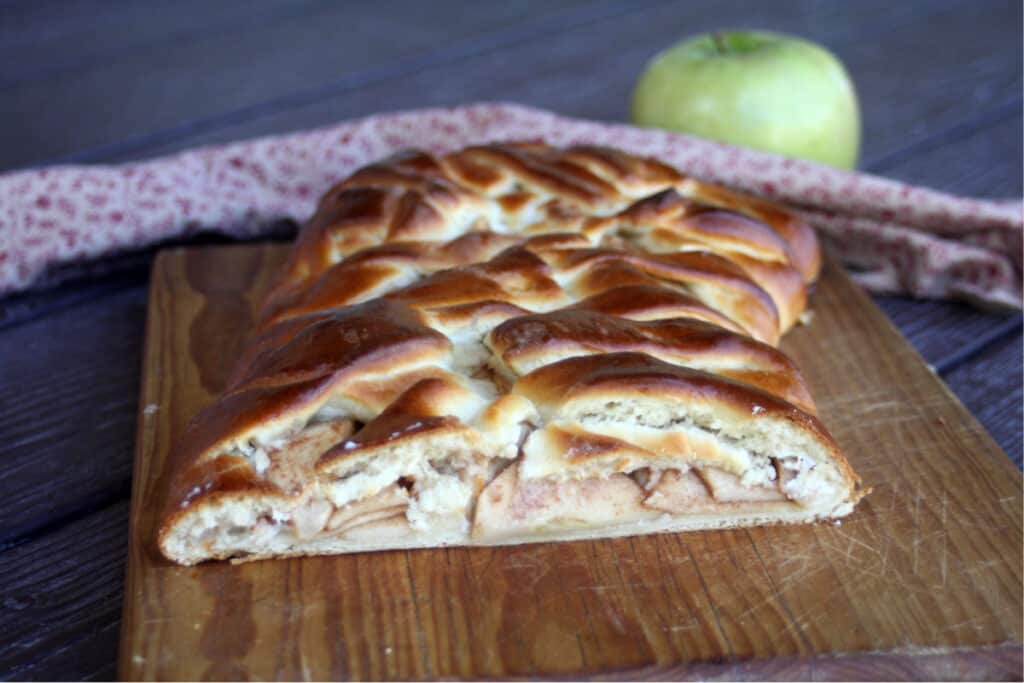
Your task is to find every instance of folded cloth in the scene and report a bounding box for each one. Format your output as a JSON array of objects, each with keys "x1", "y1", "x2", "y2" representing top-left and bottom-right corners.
[{"x1": 1, "y1": 102, "x2": 1020, "y2": 308}]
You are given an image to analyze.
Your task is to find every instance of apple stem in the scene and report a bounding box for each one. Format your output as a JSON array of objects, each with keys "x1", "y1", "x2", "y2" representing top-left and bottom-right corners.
[{"x1": 712, "y1": 32, "x2": 727, "y2": 54}]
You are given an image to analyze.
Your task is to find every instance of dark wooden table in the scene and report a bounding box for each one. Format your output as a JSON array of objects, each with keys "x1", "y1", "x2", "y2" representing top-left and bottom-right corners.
[{"x1": 1, "y1": 1, "x2": 1020, "y2": 679}]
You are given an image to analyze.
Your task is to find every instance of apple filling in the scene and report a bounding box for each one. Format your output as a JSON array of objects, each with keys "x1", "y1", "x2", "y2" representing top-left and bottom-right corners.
[
  {"x1": 283, "y1": 453, "x2": 493, "y2": 544},
  {"x1": 202, "y1": 438, "x2": 814, "y2": 556},
  {"x1": 471, "y1": 459, "x2": 800, "y2": 541},
  {"x1": 183, "y1": 410, "x2": 838, "y2": 559}
]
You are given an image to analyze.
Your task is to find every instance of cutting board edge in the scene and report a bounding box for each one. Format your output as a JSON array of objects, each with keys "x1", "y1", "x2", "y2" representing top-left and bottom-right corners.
[{"x1": 118, "y1": 251, "x2": 161, "y2": 681}]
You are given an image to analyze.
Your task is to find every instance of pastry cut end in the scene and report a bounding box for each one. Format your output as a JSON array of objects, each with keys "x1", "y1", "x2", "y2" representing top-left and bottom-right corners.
[
  {"x1": 158, "y1": 458, "x2": 862, "y2": 566},
  {"x1": 158, "y1": 397, "x2": 864, "y2": 565}
]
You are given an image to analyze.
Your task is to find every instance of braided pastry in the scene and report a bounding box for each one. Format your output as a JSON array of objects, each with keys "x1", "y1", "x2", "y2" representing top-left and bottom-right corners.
[{"x1": 158, "y1": 143, "x2": 865, "y2": 564}]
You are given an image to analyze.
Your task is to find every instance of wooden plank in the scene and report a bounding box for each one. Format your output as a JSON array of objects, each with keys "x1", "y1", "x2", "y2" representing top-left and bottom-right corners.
[
  {"x1": 0, "y1": 0, "x2": 610, "y2": 170},
  {"x1": 934, "y1": 316, "x2": 1022, "y2": 376},
  {"x1": 0, "y1": 0, "x2": 322, "y2": 84},
  {"x1": 872, "y1": 110, "x2": 1022, "y2": 198},
  {"x1": 79, "y1": 0, "x2": 1018, "y2": 168},
  {"x1": 943, "y1": 332, "x2": 1023, "y2": 466},
  {"x1": 0, "y1": 287, "x2": 145, "y2": 539},
  {"x1": 864, "y1": 98, "x2": 1022, "y2": 175},
  {"x1": 0, "y1": 501, "x2": 127, "y2": 681},
  {"x1": 119, "y1": 244, "x2": 1022, "y2": 680},
  {"x1": 850, "y1": 1, "x2": 1022, "y2": 168},
  {"x1": 876, "y1": 296, "x2": 1019, "y2": 368}
]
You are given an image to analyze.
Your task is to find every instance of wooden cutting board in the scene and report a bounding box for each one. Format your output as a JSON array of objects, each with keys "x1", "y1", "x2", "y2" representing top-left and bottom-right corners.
[{"x1": 119, "y1": 244, "x2": 1023, "y2": 680}]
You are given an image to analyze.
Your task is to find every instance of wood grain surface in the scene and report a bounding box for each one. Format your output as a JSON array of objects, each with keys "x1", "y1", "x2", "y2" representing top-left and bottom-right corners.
[{"x1": 119, "y1": 244, "x2": 1023, "y2": 681}]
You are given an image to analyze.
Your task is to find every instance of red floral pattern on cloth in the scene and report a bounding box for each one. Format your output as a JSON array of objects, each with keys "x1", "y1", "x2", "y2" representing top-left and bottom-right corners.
[{"x1": 1, "y1": 102, "x2": 1020, "y2": 307}]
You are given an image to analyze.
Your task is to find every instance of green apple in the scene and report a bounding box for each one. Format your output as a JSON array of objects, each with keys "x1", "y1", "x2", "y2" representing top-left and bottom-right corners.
[{"x1": 631, "y1": 30, "x2": 861, "y2": 169}]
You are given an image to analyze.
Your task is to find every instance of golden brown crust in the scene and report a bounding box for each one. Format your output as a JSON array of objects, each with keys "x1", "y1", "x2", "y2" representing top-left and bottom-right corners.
[
  {"x1": 512, "y1": 352, "x2": 828, "y2": 440},
  {"x1": 488, "y1": 313, "x2": 814, "y2": 413},
  {"x1": 679, "y1": 179, "x2": 822, "y2": 282},
  {"x1": 158, "y1": 142, "x2": 862, "y2": 564}
]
